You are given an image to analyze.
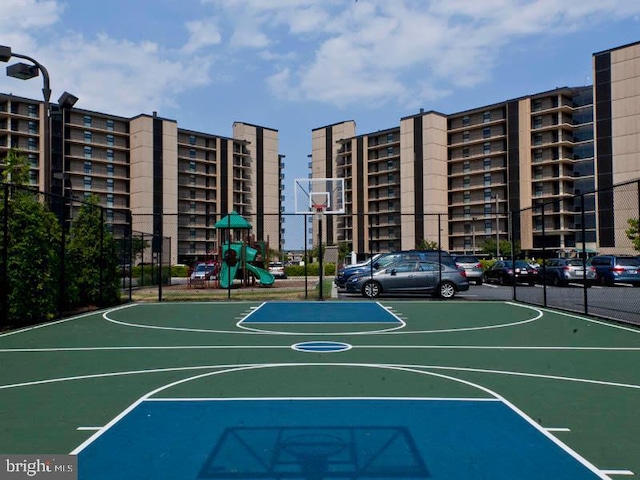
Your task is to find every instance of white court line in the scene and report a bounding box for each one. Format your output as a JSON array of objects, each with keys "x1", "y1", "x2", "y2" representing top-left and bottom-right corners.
[
  {"x1": 76, "y1": 427, "x2": 101, "y2": 431},
  {"x1": 0, "y1": 303, "x2": 136, "y2": 338},
  {"x1": 68, "y1": 363, "x2": 611, "y2": 479},
  {"x1": 545, "y1": 427, "x2": 571, "y2": 432},
  {"x1": 600, "y1": 470, "x2": 634, "y2": 476}
]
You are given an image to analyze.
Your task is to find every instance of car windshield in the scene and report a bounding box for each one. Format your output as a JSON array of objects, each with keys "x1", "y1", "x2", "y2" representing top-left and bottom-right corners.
[
  {"x1": 567, "y1": 259, "x2": 586, "y2": 267},
  {"x1": 618, "y1": 258, "x2": 640, "y2": 266},
  {"x1": 455, "y1": 256, "x2": 478, "y2": 263}
]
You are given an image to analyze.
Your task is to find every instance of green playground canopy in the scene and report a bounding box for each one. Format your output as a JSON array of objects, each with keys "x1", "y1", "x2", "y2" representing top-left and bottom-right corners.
[{"x1": 214, "y1": 211, "x2": 252, "y2": 229}]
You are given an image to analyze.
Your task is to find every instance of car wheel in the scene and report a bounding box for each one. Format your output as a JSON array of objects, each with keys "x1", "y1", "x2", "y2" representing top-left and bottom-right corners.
[
  {"x1": 438, "y1": 281, "x2": 456, "y2": 299},
  {"x1": 552, "y1": 275, "x2": 562, "y2": 287},
  {"x1": 362, "y1": 280, "x2": 381, "y2": 298},
  {"x1": 499, "y1": 275, "x2": 506, "y2": 286},
  {"x1": 475, "y1": 278, "x2": 483, "y2": 286}
]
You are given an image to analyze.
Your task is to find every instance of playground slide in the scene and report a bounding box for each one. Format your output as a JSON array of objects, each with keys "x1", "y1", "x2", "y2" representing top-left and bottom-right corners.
[
  {"x1": 218, "y1": 261, "x2": 238, "y2": 289},
  {"x1": 245, "y1": 263, "x2": 275, "y2": 287}
]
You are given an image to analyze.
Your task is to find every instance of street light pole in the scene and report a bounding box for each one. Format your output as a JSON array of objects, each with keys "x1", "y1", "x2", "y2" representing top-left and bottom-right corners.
[{"x1": 1, "y1": 46, "x2": 52, "y2": 194}]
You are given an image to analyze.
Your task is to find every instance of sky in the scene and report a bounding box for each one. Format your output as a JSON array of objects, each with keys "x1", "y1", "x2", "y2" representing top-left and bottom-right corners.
[{"x1": 1, "y1": 0, "x2": 640, "y2": 249}]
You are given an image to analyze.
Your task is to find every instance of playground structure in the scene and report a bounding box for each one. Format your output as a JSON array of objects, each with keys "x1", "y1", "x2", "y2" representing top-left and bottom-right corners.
[{"x1": 214, "y1": 212, "x2": 274, "y2": 289}]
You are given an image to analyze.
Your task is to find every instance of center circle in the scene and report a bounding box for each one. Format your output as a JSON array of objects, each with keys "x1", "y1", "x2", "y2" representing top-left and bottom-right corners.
[{"x1": 292, "y1": 341, "x2": 352, "y2": 353}]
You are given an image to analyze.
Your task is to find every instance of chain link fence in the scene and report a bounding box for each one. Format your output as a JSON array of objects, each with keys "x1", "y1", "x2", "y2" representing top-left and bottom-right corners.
[
  {"x1": 1, "y1": 183, "x2": 125, "y2": 328},
  {"x1": 2, "y1": 179, "x2": 639, "y2": 327}
]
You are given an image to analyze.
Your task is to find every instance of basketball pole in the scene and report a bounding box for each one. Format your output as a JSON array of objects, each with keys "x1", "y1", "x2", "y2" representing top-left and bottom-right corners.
[{"x1": 316, "y1": 207, "x2": 324, "y2": 301}]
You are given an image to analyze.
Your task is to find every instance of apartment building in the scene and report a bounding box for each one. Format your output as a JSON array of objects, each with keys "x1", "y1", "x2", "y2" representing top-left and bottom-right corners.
[
  {"x1": 311, "y1": 41, "x2": 640, "y2": 257},
  {"x1": 0, "y1": 95, "x2": 283, "y2": 265}
]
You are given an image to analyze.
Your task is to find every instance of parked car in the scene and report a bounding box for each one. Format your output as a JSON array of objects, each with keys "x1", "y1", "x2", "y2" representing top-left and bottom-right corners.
[
  {"x1": 483, "y1": 260, "x2": 539, "y2": 286},
  {"x1": 268, "y1": 262, "x2": 287, "y2": 279},
  {"x1": 345, "y1": 259, "x2": 469, "y2": 299},
  {"x1": 589, "y1": 255, "x2": 640, "y2": 286},
  {"x1": 541, "y1": 258, "x2": 596, "y2": 287},
  {"x1": 453, "y1": 255, "x2": 483, "y2": 285},
  {"x1": 335, "y1": 250, "x2": 457, "y2": 288},
  {"x1": 190, "y1": 262, "x2": 216, "y2": 281}
]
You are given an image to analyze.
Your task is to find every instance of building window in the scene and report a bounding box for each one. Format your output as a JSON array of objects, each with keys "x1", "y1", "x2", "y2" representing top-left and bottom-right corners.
[
  {"x1": 534, "y1": 149, "x2": 543, "y2": 162},
  {"x1": 484, "y1": 188, "x2": 492, "y2": 202},
  {"x1": 190, "y1": 175, "x2": 196, "y2": 186},
  {"x1": 106, "y1": 194, "x2": 114, "y2": 208},
  {"x1": 463, "y1": 131, "x2": 470, "y2": 142},
  {"x1": 29, "y1": 170, "x2": 38, "y2": 185},
  {"x1": 27, "y1": 137, "x2": 37, "y2": 150},
  {"x1": 484, "y1": 173, "x2": 492, "y2": 186},
  {"x1": 483, "y1": 158, "x2": 491, "y2": 170},
  {"x1": 483, "y1": 142, "x2": 491, "y2": 154},
  {"x1": 462, "y1": 148, "x2": 470, "y2": 158},
  {"x1": 533, "y1": 133, "x2": 543, "y2": 146},
  {"x1": 462, "y1": 115, "x2": 470, "y2": 126},
  {"x1": 28, "y1": 121, "x2": 38, "y2": 134},
  {"x1": 106, "y1": 134, "x2": 114, "y2": 146},
  {"x1": 189, "y1": 160, "x2": 196, "y2": 173},
  {"x1": 107, "y1": 178, "x2": 114, "y2": 192},
  {"x1": 386, "y1": 160, "x2": 394, "y2": 170},
  {"x1": 463, "y1": 161, "x2": 470, "y2": 173},
  {"x1": 534, "y1": 184, "x2": 544, "y2": 197},
  {"x1": 84, "y1": 176, "x2": 92, "y2": 190},
  {"x1": 484, "y1": 204, "x2": 492, "y2": 216},
  {"x1": 483, "y1": 127, "x2": 491, "y2": 139},
  {"x1": 83, "y1": 115, "x2": 92, "y2": 127},
  {"x1": 463, "y1": 176, "x2": 470, "y2": 188},
  {"x1": 485, "y1": 220, "x2": 492, "y2": 234},
  {"x1": 189, "y1": 149, "x2": 196, "y2": 159},
  {"x1": 386, "y1": 146, "x2": 394, "y2": 156},
  {"x1": 107, "y1": 149, "x2": 114, "y2": 161},
  {"x1": 463, "y1": 192, "x2": 470, "y2": 204},
  {"x1": 28, "y1": 153, "x2": 38, "y2": 168},
  {"x1": 534, "y1": 166, "x2": 543, "y2": 180},
  {"x1": 84, "y1": 146, "x2": 92, "y2": 159},
  {"x1": 84, "y1": 161, "x2": 92, "y2": 174},
  {"x1": 190, "y1": 202, "x2": 196, "y2": 212},
  {"x1": 533, "y1": 116, "x2": 543, "y2": 129},
  {"x1": 106, "y1": 119, "x2": 114, "y2": 131},
  {"x1": 386, "y1": 133, "x2": 394, "y2": 143},
  {"x1": 190, "y1": 189, "x2": 196, "y2": 200},
  {"x1": 84, "y1": 131, "x2": 92, "y2": 143},
  {"x1": 463, "y1": 206, "x2": 471, "y2": 218},
  {"x1": 532, "y1": 99, "x2": 542, "y2": 112},
  {"x1": 190, "y1": 229, "x2": 196, "y2": 239},
  {"x1": 189, "y1": 135, "x2": 196, "y2": 145},
  {"x1": 483, "y1": 111, "x2": 491, "y2": 123},
  {"x1": 107, "y1": 163, "x2": 114, "y2": 176},
  {"x1": 28, "y1": 104, "x2": 38, "y2": 117}
]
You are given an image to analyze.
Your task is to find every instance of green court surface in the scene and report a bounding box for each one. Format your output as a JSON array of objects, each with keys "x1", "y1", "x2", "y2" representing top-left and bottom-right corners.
[{"x1": 1, "y1": 301, "x2": 639, "y2": 479}]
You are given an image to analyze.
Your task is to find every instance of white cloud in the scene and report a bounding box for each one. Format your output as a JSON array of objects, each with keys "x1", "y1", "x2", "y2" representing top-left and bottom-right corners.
[{"x1": 182, "y1": 19, "x2": 222, "y2": 53}]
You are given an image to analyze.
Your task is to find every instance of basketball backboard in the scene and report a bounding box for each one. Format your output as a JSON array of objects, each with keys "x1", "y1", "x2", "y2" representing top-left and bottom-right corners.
[{"x1": 294, "y1": 178, "x2": 345, "y2": 215}]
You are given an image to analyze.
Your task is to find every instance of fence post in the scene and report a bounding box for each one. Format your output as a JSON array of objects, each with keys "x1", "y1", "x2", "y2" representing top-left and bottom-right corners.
[
  {"x1": 304, "y1": 213, "x2": 308, "y2": 299},
  {"x1": 541, "y1": 203, "x2": 547, "y2": 307},
  {"x1": 1, "y1": 184, "x2": 8, "y2": 327},
  {"x1": 581, "y1": 193, "x2": 588, "y2": 316},
  {"x1": 99, "y1": 207, "x2": 104, "y2": 306}
]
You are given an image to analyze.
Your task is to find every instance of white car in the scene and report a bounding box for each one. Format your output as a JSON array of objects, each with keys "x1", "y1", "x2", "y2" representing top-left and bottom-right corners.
[{"x1": 268, "y1": 262, "x2": 287, "y2": 279}]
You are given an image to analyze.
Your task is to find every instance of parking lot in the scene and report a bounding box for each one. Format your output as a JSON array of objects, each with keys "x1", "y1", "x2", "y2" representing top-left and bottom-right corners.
[{"x1": 337, "y1": 281, "x2": 640, "y2": 326}]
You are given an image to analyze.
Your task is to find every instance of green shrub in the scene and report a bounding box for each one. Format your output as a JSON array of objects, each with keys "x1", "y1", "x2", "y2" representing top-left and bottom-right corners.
[
  {"x1": 171, "y1": 264, "x2": 189, "y2": 277},
  {"x1": 285, "y1": 263, "x2": 336, "y2": 276}
]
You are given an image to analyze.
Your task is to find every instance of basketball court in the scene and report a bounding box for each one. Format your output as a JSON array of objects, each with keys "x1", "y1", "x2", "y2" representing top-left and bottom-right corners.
[{"x1": 1, "y1": 300, "x2": 639, "y2": 479}]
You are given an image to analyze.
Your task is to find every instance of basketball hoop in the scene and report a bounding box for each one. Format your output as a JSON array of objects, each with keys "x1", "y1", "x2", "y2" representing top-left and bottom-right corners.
[{"x1": 312, "y1": 203, "x2": 326, "y2": 221}]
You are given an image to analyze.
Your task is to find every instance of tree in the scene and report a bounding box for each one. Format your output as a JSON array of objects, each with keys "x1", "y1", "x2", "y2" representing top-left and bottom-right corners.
[
  {"x1": 1, "y1": 148, "x2": 30, "y2": 185},
  {"x1": 627, "y1": 218, "x2": 640, "y2": 251},
  {"x1": 480, "y1": 238, "x2": 521, "y2": 258},
  {"x1": 416, "y1": 238, "x2": 439, "y2": 250},
  {"x1": 2, "y1": 186, "x2": 62, "y2": 325},
  {"x1": 66, "y1": 195, "x2": 120, "y2": 308}
]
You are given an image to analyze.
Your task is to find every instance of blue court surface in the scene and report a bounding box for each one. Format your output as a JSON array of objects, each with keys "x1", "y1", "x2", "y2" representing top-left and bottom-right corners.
[
  {"x1": 76, "y1": 399, "x2": 602, "y2": 479},
  {"x1": 242, "y1": 301, "x2": 401, "y2": 324}
]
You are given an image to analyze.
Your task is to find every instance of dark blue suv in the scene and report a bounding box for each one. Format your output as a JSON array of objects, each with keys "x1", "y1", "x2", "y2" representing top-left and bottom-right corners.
[
  {"x1": 334, "y1": 250, "x2": 456, "y2": 288},
  {"x1": 590, "y1": 255, "x2": 640, "y2": 286}
]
